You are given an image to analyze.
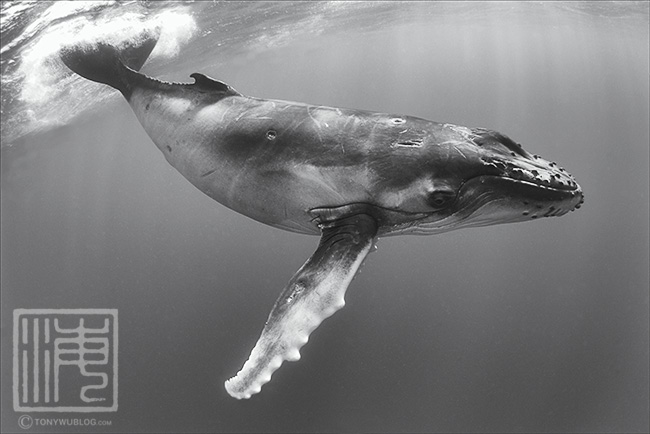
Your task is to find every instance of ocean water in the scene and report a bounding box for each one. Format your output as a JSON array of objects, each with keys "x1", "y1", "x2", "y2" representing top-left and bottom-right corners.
[{"x1": 1, "y1": 1, "x2": 648, "y2": 433}]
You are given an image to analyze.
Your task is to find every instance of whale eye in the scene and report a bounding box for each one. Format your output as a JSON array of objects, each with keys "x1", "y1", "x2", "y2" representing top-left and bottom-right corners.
[{"x1": 427, "y1": 190, "x2": 456, "y2": 209}]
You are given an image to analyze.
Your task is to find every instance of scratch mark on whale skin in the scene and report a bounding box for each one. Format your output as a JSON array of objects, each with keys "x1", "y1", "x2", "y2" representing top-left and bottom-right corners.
[
  {"x1": 307, "y1": 107, "x2": 324, "y2": 144},
  {"x1": 452, "y1": 144, "x2": 468, "y2": 159},
  {"x1": 391, "y1": 138, "x2": 423, "y2": 148}
]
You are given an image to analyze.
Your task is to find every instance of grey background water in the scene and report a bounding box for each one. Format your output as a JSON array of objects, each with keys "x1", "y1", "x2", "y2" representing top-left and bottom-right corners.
[{"x1": 1, "y1": 2, "x2": 648, "y2": 433}]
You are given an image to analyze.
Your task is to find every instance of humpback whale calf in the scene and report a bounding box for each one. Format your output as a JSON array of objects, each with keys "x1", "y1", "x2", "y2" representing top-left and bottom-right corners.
[{"x1": 61, "y1": 40, "x2": 583, "y2": 399}]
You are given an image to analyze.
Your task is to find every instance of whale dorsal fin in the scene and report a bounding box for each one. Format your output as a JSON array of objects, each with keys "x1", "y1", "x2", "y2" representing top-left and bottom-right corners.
[
  {"x1": 225, "y1": 213, "x2": 378, "y2": 399},
  {"x1": 189, "y1": 73, "x2": 240, "y2": 95}
]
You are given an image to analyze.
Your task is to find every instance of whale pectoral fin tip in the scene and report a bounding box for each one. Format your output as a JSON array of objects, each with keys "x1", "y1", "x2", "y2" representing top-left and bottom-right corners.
[{"x1": 224, "y1": 213, "x2": 378, "y2": 399}]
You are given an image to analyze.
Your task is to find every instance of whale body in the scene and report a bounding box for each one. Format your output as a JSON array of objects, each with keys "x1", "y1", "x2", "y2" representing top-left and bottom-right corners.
[{"x1": 61, "y1": 39, "x2": 583, "y2": 399}]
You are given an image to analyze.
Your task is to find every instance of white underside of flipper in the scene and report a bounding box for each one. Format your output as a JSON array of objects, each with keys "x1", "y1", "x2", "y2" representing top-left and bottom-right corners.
[{"x1": 225, "y1": 214, "x2": 377, "y2": 399}]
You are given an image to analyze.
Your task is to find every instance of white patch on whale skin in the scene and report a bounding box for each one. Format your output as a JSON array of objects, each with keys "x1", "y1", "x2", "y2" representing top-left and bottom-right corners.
[
  {"x1": 159, "y1": 97, "x2": 193, "y2": 115},
  {"x1": 377, "y1": 177, "x2": 434, "y2": 212}
]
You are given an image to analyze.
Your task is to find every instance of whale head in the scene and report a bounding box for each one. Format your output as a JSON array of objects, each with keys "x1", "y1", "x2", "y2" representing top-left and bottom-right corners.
[{"x1": 368, "y1": 125, "x2": 584, "y2": 235}]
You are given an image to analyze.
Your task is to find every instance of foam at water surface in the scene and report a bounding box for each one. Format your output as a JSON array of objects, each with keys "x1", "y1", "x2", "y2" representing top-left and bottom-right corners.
[{"x1": 1, "y1": 1, "x2": 197, "y2": 146}]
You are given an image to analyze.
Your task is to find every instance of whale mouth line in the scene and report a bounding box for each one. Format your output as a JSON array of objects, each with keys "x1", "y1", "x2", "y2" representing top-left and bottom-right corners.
[
  {"x1": 456, "y1": 175, "x2": 584, "y2": 213},
  {"x1": 488, "y1": 175, "x2": 581, "y2": 193},
  {"x1": 458, "y1": 175, "x2": 582, "y2": 204}
]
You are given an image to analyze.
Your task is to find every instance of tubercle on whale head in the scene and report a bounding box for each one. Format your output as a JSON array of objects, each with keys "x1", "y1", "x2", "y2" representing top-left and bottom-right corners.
[{"x1": 468, "y1": 128, "x2": 581, "y2": 192}]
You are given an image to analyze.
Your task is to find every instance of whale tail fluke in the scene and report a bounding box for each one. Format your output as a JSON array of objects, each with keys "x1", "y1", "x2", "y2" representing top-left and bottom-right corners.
[{"x1": 60, "y1": 31, "x2": 159, "y2": 99}]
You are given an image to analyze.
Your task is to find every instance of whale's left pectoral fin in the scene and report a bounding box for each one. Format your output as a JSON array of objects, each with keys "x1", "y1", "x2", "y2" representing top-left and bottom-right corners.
[{"x1": 225, "y1": 213, "x2": 378, "y2": 399}]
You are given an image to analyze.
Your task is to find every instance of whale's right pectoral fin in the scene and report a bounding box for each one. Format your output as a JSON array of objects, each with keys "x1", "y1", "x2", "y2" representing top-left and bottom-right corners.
[{"x1": 224, "y1": 213, "x2": 378, "y2": 399}]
